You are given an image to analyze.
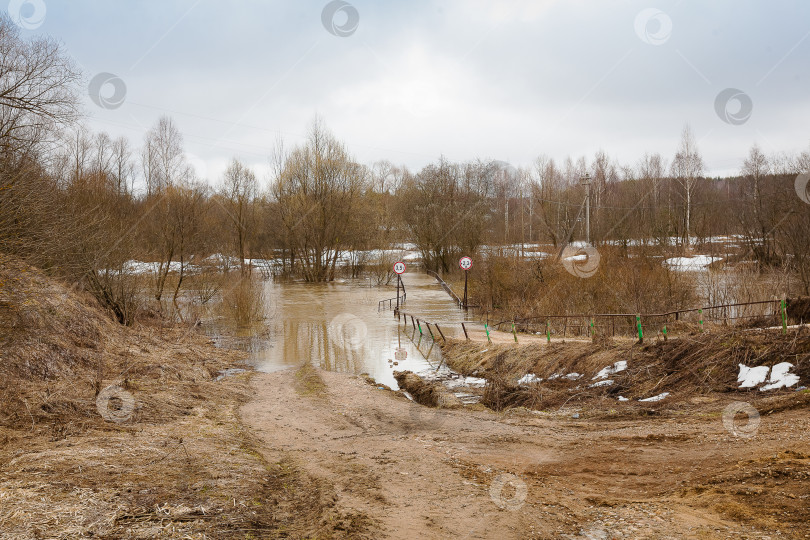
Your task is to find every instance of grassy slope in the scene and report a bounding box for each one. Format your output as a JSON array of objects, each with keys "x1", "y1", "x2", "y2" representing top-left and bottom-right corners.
[
  {"x1": 0, "y1": 255, "x2": 373, "y2": 538},
  {"x1": 440, "y1": 332, "x2": 810, "y2": 413}
]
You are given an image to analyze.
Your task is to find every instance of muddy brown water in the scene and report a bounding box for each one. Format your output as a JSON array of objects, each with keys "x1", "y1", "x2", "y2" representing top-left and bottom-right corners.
[{"x1": 223, "y1": 273, "x2": 477, "y2": 389}]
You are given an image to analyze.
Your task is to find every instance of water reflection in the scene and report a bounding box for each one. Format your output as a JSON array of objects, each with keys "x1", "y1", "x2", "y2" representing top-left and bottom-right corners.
[{"x1": 246, "y1": 273, "x2": 473, "y2": 389}]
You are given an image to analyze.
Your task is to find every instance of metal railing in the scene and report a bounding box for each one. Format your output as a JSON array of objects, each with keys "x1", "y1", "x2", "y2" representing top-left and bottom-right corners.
[
  {"x1": 378, "y1": 291, "x2": 406, "y2": 312},
  {"x1": 390, "y1": 298, "x2": 791, "y2": 346},
  {"x1": 490, "y1": 299, "x2": 783, "y2": 338},
  {"x1": 425, "y1": 269, "x2": 464, "y2": 307},
  {"x1": 398, "y1": 310, "x2": 466, "y2": 342}
]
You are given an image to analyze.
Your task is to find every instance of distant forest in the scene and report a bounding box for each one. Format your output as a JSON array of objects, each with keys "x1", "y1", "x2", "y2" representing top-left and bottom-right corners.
[{"x1": 2, "y1": 14, "x2": 810, "y2": 320}]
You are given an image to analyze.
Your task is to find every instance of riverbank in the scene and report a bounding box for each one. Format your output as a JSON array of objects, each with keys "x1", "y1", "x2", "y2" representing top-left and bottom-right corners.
[
  {"x1": 438, "y1": 333, "x2": 809, "y2": 413},
  {"x1": 0, "y1": 256, "x2": 364, "y2": 537}
]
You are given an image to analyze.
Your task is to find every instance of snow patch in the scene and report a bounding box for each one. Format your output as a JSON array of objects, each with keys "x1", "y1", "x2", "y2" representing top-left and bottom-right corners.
[
  {"x1": 760, "y1": 362, "x2": 801, "y2": 391},
  {"x1": 737, "y1": 364, "x2": 770, "y2": 388},
  {"x1": 517, "y1": 374, "x2": 542, "y2": 385},
  {"x1": 444, "y1": 376, "x2": 488, "y2": 389},
  {"x1": 617, "y1": 396, "x2": 629, "y2": 402},
  {"x1": 453, "y1": 392, "x2": 481, "y2": 404},
  {"x1": 463, "y1": 376, "x2": 488, "y2": 388},
  {"x1": 639, "y1": 392, "x2": 670, "y2": 402},
  {"x1": 589, "y1": 379, "x2": 613, "y2": 388},
  {"x1": 593, "y1": 360, "x2": 627, "y2": 380},
  {"x1": 548, "y1": 372, "x2": 580, "y2": 381},
  {"x1": 737, "y1": 363, "x2": 800, "y2": 390},
  {"x1": 664, "y1": 255, "x2": 721, "y2": 271}
]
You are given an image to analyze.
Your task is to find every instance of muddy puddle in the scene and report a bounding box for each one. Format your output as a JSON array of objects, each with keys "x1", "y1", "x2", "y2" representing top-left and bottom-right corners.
[{"x1": 207, "y1": 272, "x2": 478, "y2": 391}]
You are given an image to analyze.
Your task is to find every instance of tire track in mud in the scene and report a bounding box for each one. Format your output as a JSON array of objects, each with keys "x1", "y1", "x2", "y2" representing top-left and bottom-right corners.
[{"x1": 241, "y1": 367, "x2": 807, "y2": 538}]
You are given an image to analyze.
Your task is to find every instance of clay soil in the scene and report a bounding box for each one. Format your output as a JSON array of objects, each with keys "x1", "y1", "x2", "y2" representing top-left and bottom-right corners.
[{"x1": 242, "y1": 364, "x2": 809, "y2": 539}]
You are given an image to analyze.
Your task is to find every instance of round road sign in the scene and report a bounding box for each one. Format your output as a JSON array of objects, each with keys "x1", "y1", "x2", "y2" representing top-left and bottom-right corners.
[
  {"x1": 393, "y1": 261, "x2": 406, "y2": 274},
  {"x1": 459, "y1": 256, "x2": 473, "y2": 271}
]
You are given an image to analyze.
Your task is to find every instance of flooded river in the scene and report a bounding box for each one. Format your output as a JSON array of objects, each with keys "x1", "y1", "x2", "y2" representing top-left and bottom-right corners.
[{"x1": 240, "y1": 273, "x2": 475, "y2": 389}]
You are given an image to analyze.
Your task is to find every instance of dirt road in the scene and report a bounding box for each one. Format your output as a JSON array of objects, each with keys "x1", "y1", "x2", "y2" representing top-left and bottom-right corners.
[{"x1": 241, "y1": 367, "x2": 809, "y2": 539}]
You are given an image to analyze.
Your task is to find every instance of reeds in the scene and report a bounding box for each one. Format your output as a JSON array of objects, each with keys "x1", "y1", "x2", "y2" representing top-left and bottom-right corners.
[{"x1": 219, "y1": 275, "x2": 267, "y2": 327}]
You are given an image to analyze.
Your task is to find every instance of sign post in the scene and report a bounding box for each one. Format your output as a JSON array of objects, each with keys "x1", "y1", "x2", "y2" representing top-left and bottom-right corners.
[
  {"x1": 459, "y1": 256, "x2": 472, "y2": 309},
  {"x1": 393, "y1": 261, "x2": 406, "y2": 312}
]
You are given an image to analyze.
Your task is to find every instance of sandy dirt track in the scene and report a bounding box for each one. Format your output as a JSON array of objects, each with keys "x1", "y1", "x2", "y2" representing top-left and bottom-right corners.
[{"x1": 242, "y1": 368, "x2": 809, "y2": 539}]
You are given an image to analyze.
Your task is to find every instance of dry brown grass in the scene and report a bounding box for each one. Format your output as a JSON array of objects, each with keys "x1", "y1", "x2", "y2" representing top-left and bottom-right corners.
[
  {"x1": 295, "y1": 362, "x2": 328, "y2": 398},
  {"x1": 0, "y1": 255, "x2": 373, "y2": 538},
  {"x1": 441, "y1": 327, "x2": 810, "y2": 413},
  {"x1": 469, "y1": 247, "x2": 697, "y2": 319},
  {"x1": 219, "y1": 275, "x2": 267, "y2": 327},
  {"x1": 393, "y1": 370, "x2": 462, "y2": 408}
]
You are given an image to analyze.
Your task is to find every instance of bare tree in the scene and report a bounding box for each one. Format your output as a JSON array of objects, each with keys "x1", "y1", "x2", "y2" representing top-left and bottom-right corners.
[
  {"x1": 111, "y1": 136, "x2": 134, "y2": 195},
  {"x1": 534, "y1": 155, "x2": 581, "y2": 247},
  {"x1": 797, "y1": 146, "x2": 810, "y2": 173},
  {"x1": 141, "y1": 116, "x2": 186, "y2": 196},
  {"x1": 220, "y1": 158, "x2": 258, "y2": 275},
  {"x1": 740, "y1": 144, "x2": 781, "y2": 265},
  {"x1": 637, "y1": 152, "x2": 668, "y2": 239},
  {"x1": 167, "y1": 182, "x2": 209, "y2": 313},
  {"x1": 770, "y1": 150, "x2": 799, "y2": 175},
  {"x1": 670, "y1": 125, "x2": 704, "y2": 247},
  {"x1": 371, "y1": 160, "x2": 397, "y2": 193},
  {"x1": 140, "y1": 116, "x2": 195, "y2": 302},
  {"x1": 397, "y1": 157, "x2": 493, "y2": 272},
  {"x1": 591, "y1": 149, "x2": 617, "y2": 207},
  {"x1": 742, "y1": 144, "x2": 770, "y2": 226},
  {"x1": 91, "y1": 131, "x2": 113, "y2": 177},
  {"x1": 272, "y1": 119, "x2": 368, "y2": 281},
  {"x1": 67, "y1": 126, "x2": 92, "y2": 183},
  {"x1": 638, "y1": 153, "x2": 666, "y2": 205},
  {"x1": 0, "y1": 15, "x2": 81, "y2": 155}
]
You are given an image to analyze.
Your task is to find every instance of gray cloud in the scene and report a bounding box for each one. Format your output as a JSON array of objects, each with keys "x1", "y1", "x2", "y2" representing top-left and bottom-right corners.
[{"x1": 42, "y1": 0, "x2": 810, "y2": 179}]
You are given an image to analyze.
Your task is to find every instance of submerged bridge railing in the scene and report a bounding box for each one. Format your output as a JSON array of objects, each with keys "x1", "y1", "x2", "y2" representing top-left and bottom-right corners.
[
  {"x1": 378, "y1": 277, "x2": 407, "y2": 312},
  {"x1": 378, "y1": 291, "x2": 406, "y2": 312},
  {"x1": 425, "y1": 269, "x2": 464, "y2": 308}
]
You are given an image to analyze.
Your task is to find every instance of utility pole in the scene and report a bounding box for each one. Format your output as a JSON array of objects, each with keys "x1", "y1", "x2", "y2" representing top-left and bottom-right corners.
[{"x1": 580, "y1": 173, "x2": 591, "y2": 244}]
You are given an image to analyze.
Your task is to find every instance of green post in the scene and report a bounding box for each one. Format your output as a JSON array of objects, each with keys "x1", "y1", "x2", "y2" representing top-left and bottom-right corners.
[
  {"x1": 662, "y1": 325, "x2": 667, "y2": 342},
  {"x1": 698, "y1": 309, "x2": 704, "y2": 332},
  {"x1": 546, "y1": 320, "x2": 551, "y2": 343},
  {"x1": 590, "y1": 318, "x2": 594, "y2": 337},
  {"x1": 636, "y1": 314, "x2": 643, "y2": 343},
  {"x1": 484, "y1": 323, "x2": 492, "y2": 344},
  {"x1": 417, "y1": 320, "x2": 423, "y2": 335},
  {"x1": 781, "y1": 297, "x2": 788, "y2": 335},
  {"x1": 512, "y1": 321, "x2": 518, "y2": 343}
]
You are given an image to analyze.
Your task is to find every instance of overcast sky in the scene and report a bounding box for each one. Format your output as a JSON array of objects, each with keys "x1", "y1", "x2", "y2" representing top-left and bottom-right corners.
[{"x1": 13, "y1": 0, "x2": 810, "y2": 183}]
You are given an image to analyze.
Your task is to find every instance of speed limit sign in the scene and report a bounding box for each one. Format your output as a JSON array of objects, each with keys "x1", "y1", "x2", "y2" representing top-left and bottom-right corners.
[
  {"x1": 459, "y1": 256, "x2": 472, "y2": 271},
  {"x1": 393, "y1": 261, "x2": 406, "y2": 274}
]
